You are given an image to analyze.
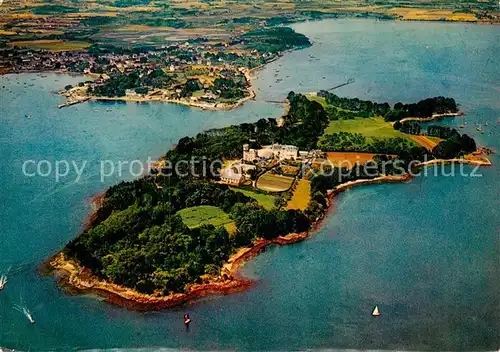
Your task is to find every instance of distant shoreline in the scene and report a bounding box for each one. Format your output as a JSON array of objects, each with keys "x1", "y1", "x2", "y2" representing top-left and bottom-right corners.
[
  {"x1": 59, "y1": 69, "x2": 257, "y2": 111},
  {"x1": 45, "y1": 155, "x2": 490, "y2": 310}
]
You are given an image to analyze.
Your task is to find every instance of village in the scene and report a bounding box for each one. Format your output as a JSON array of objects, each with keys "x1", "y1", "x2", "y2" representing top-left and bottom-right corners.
[
  {"x1": 0, "y1": 40, "x2": 280, "y2": 109},
  {"x1": 0, "y1": 38, "x2": 269, "y2": 74}
]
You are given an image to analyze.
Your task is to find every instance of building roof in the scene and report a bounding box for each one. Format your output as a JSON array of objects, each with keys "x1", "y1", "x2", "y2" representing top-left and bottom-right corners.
[{"x1": 221, "y1": 165, "x2": 244, "y2": 180}]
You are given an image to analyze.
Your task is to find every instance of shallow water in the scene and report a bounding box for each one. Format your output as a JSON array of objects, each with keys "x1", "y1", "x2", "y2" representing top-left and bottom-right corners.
[{"x1": 0, "y1": 19, "x2": 498, "y2": 351}]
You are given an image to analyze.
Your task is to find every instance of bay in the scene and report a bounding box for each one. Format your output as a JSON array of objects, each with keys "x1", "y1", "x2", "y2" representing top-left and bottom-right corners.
[{"x1": 0, "y1": 19, "x2": 498, "y2": 351}]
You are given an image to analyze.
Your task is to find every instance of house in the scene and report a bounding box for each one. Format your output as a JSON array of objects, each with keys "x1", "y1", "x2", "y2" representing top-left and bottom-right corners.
[{"x1": 220, "y1": 165, "x2": 245, "y2": 185}]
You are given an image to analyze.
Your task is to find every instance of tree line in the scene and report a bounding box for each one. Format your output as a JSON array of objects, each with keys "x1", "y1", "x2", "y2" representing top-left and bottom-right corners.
[
  {"x1": 393, "y1": 122, "x2": 477, "y2": 159},
  {"x1": 318, "y1": 91, "x2": 458, "y2": 122}
]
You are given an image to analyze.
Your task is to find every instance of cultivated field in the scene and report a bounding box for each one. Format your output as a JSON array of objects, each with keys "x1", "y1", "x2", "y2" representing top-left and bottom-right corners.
[
  {"x1": 257, "y1": 172, "x2": 295, "y2": 193},
  {"x1": 323, "y1": 117, "x2": 412, "y2": 140},
  {"x1": 230, "y1": 187, "x2": 275, "y2": 210},
  {"x1": 387, "y1": 8, "x2": 477, "y2": 22},
  {"x1": 8, "y1": 40, "x2": 90, "y2": 52},
  {"x1": 287, "y1": 179, "x2": 311, "y2": 211},
  {"x1": 326, "y1": 152, "x2": 380, "y2": 167},
  {"x1": 408, "y1": 135, "x2": 442, "y2": 151},
  {"x1": 176, "y1": 205, "x2": 235, "y2": 233}
]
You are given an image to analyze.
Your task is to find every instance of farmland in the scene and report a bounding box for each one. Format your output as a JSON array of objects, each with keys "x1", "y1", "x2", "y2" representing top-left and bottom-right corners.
[
  {"x1": 408, "y1": 135, "x2": 443, "y2": 151},
  {"x1": 8, "y1": 40, "x2": 91, "y2": 52},
  {"x1": 176, "y1": 205, "x2": 235, "y2": 233},
  {"x1": 322, "y1": 117, "x2": 412, "y2": 141},
  {"x1": 230, "y1": 187, "x2": 275, "y2": 211},
  {"x1": 287, "y1": 179, "x2": 311, "y2": 211},
  {"x1": 257, "y1": 172, "x2": 295, "y2": 193},
  {"x1": 326, "y1": 152, "x2": 380, "y2": 167}
]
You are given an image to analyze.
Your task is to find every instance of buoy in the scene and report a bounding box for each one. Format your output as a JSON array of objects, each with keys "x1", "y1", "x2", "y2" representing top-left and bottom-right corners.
[{"x1": 372, "y1": 306, "x2": 380, "y2": 316}]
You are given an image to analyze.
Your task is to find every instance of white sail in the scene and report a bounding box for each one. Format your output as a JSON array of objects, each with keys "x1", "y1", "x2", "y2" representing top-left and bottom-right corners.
[{"x1": 372, "y1": 305, "x2": 380, "y2": 316}]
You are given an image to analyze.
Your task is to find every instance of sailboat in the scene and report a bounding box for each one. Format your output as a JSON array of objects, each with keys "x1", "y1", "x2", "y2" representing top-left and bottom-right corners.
[
  {"x1": 0, "y1": 275, "x2": 7, "y2": 290},
  {"x1": 372, "y1": 306, "x2": 380, "y2": 316}
]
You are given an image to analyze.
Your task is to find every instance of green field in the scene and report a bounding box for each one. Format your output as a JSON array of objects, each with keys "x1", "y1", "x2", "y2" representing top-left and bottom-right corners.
[
  {"x1": 256, "y1": 173, "x2": 295, "y2": 193},
  {"x1": 230, "y1": 187, "x2": 276, "y2": 210},
  {"x1": 322, "y1": 117, "x2": 412, "y2": 140},
  {"x1": 307, "y1": 94, "x2": 354, "y2": 113},
  {"x1": 8, "y1": 40, "x2": 91, "y2": 52},
  {"x1": 176, "y1": 205, "x2": 235, "y2": 233}
]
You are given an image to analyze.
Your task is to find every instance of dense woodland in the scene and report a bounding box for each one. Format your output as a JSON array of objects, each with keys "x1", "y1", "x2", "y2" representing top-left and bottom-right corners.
[
  {"x1": 87, "y1": 69, "x2": 173, "y2": 97},
  {"x1": 65, "y1": 92, "x2": 477, "y2": 296},
  {"x1": 241, "y1": 27, "x2": 312, "y2": 53},
  {"x1": 318, "y1": 91, "x2": 458, "y2": 122},
  {"x1": 393, "y1": 122, "x2": 477, "y2": 158}
]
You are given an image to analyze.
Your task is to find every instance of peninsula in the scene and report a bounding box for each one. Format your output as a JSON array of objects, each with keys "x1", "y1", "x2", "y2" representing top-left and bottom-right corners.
[{"x1": 47, "y1": 90, "x2": 492, "y2": 310}]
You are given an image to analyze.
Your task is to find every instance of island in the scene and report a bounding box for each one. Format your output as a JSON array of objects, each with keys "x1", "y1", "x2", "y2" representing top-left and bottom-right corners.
[{"x1": 47, "y1": 90, "x2": 491, "y2": 310}]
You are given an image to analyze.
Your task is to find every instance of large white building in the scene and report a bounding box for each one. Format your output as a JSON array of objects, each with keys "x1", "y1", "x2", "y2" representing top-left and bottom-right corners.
[
  {"x1": 243, "y1": 143, "x2": 299, "y2": 162},
  {"x1": 220, "y1": 163, "x2": 257, "y2": 185},
  {"x1": 220, "y1": 164, "x2": 245, "y2": 185}
]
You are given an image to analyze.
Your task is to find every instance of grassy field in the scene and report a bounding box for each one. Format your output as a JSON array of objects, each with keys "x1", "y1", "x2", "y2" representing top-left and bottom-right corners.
[
  {"x1": 323, "y1": 117, "x2": 412, "y2": 140},
  {"x1": 257, "y1": 173, "x2": 295, "y2": 193},
  {"x1": 306, "y1": 94, "x2": 328, "y2": 107},
  {"x1": 287, "y1": 179, "x2": 310, "y2": 211},
  {"x1": 231, "y1": 187, "x2": 276, "y2": 210},
  {"x1": 8, "y1": 40, "x2": 91, "y2": 52},
  {"x1": 176, "y1": 205, "x2": 236, "y2": 233}
]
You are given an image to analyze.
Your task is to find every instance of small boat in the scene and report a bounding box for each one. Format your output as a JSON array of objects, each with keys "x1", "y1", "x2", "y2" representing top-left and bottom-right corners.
[
  {"x1": 184, "y1": 313, "x2": 191, "y2": 327},
  {"x1": 485, "y1": 121, "x2": 488, "y2": 126},
  {"x1": 14, "y1": 305, "x2": 35, "y2": 324},
  {"x1": 459, "y1": 124, "x2": 465, "y2": 128},
  {"x1": 0, "y1": 275, "x2": 7, "y2": 290},
  {"x1": 372, "y1": 306, "x2": 380, "y2": 316}
]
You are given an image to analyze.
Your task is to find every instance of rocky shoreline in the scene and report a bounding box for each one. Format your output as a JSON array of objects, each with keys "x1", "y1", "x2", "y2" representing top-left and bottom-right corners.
[{"x1": 46, "y1": 155, "x2": 491, "y2": 311}]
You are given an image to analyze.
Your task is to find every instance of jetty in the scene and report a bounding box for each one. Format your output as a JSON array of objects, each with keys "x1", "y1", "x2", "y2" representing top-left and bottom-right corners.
[
  {"x1": 327, "y1": 78, "x2": 354, "y2": 91},
  {"x1": 58, "y1": 97, "x2": 90, "y2": 109}
]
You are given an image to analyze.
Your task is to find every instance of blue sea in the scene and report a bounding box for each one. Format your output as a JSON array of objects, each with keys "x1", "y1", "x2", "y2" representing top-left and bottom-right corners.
[{"x1": 0, "y1": 19, "x2": 498, "y2": 351}]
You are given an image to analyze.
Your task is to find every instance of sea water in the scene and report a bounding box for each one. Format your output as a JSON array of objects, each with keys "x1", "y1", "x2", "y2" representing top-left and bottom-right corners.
[{"x1": 0, "y1": 19, "x2": 498, "y2": 351}]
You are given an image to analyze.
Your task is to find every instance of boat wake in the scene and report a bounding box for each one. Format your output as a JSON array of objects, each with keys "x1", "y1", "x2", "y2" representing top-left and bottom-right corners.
[{"x1": 13, "y1": 305, "x2": 35, "y2": 324}]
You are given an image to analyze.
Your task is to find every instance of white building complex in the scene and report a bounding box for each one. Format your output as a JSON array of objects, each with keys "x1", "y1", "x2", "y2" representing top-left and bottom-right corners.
[{"x1": 243, "y1": 143, "x2": 299, "y2": 162}]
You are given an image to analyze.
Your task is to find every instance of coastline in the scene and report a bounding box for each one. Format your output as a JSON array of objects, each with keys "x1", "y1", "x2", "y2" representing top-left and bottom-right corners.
[
  {"x1": 59, "y1": 68, "x2": 257, "y2": 111},
  {"x1": 45, "y1": 155, "x2": 490, "y2": 311},
  {"x1": 47, "y1": 232, "x2": 309, "y2": 311},
  {"x1": 398, "y1": 112, "x2": 464, "y2": 124}
]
